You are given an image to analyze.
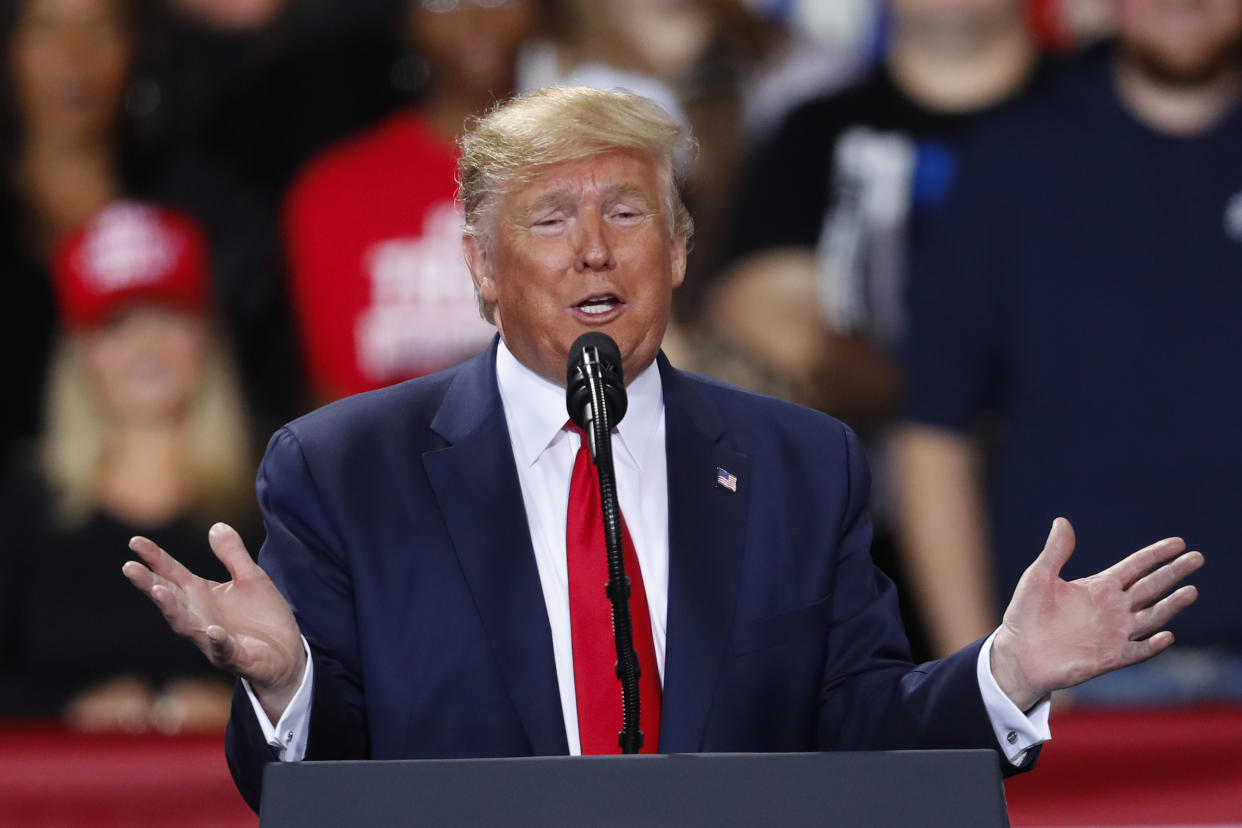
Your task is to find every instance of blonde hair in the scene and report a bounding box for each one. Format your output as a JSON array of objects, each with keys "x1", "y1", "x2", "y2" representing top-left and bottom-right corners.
[
  {"x1": 40, "y1": 327, "x2": 255, "y2": 529},
  {"x1": 458, "y1": 86, "x2": 696, "y2": 322}
]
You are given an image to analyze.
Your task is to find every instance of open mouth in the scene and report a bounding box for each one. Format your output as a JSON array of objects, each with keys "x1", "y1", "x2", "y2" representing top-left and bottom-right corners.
[{"x1": 575, "y1": 295, "x2": 622, "y2": 316}]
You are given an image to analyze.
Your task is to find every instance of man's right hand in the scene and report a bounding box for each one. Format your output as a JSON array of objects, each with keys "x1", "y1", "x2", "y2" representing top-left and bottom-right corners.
[{"x1": 122, "y1": 523, "x2": 307, "y2": 723}]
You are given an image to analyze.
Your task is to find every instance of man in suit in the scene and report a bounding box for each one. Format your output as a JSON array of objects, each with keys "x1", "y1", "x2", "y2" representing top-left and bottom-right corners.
[{"x1": 123, "y1": 86, "x2": 1203, "y2": 812}]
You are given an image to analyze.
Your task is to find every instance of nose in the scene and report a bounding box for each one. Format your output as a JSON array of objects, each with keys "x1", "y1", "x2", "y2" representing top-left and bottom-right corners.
[{"x1": 573, "y1": 208, "x2": 615, "y2": 272}]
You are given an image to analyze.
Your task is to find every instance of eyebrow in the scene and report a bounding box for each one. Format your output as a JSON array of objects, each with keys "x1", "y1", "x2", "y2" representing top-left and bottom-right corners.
[
  {"x1": 603, "y1": 182, "x2": 655, "y2": 208},
  {"x1": 517, "y1": 182, "x2": 654, "y2": 218},
  {"x1": 521, "y1": 189, "x2": 574, "y2": 217}
]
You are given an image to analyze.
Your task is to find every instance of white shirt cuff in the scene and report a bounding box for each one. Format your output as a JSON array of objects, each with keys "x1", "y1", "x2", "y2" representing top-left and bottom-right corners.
[
  {"x1": 977, "y1": 630, "x2": 1052, "y2": 765},
  {"x1": 242, "y1": 636, "x2": 314, "y2": 763}
]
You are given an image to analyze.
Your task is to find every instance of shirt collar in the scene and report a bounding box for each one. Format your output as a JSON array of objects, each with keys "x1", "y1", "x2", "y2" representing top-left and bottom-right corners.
[{"x1": 495, "y1": 339, "x2": 663, "y2": 471}]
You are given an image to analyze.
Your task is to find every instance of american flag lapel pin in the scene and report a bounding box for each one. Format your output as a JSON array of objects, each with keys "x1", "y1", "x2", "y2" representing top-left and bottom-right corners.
[{"x1": 715, "y1": 466, "x2": 738, "y2": 493}]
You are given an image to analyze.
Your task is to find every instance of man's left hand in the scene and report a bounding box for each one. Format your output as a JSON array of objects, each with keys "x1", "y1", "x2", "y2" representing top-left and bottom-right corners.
[{"x1": 989, "y1": 517, "x2": 1204, "y2": 711}]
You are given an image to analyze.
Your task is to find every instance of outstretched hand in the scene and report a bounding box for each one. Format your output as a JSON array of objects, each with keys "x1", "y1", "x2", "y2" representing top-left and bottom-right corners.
[
  {"x1": 122, "y1": 523, "x2": 307, "y2": 721},
  {"x1": 990, "y1": 518, "x2": 1203, "y2": 711}
]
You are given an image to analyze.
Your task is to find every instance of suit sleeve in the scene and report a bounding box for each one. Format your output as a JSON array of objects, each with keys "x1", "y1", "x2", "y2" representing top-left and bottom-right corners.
[
  {"x1": 814, "y1": 427, "x2": 1037, "y2": 774},
  {"x1": 225, "y1": 427, "x2": 370, "y2": 811}
]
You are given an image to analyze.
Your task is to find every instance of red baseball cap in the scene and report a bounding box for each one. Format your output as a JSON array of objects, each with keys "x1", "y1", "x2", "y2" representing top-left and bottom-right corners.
[{"x1": 52, "y1": 200, "x2": 212, "y2": 330}]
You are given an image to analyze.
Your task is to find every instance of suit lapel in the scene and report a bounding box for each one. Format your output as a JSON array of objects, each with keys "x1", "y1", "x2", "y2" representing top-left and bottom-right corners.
[
  {"x1": 422, "y1": 342, "x2": 569, "y2": 755},
  {"x1": 657, "y1": 355, "x2": 749, "y2": 752}
]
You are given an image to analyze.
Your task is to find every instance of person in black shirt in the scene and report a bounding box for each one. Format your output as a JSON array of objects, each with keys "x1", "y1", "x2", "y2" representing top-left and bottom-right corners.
[
  {"x1": 709, "y1": 0, "x2": 1044, "y2": 423},
  {"x1": 704, "y1": 0, "x2": 1045, "y2": 659},
  {"x1": 895, "y1": 0, "x2": 1242, "y2": 697}
]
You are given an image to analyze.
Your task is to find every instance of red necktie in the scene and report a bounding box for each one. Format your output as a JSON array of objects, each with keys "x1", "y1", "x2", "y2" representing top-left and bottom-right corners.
[{"x1": 566, "y1": 423, "x2": 661, "y2": 754}]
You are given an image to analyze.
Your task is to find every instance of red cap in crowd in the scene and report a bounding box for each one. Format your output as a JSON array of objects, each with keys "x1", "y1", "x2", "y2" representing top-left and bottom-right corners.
[{"x1": 52, "y1": 200, "x2": 212, "y2": 330}]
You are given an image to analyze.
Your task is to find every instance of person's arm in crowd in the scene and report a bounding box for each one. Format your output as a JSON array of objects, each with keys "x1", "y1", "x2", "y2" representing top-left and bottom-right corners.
[
  {"x1": 707, "y1": 250, "x2": 899, "y2": 426},
  {"x1": 892, "y1": 424, "x2": 997, "y2": 656}
]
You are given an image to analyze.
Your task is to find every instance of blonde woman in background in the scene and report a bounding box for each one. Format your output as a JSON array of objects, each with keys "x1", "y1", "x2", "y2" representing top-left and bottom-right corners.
[{"x1": 0, "y1": 200, "x2": 258, "y2": 733}]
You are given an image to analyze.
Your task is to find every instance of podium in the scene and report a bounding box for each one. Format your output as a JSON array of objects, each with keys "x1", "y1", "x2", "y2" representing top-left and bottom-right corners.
[{"x1": 259, "y1": 750, "x2": 1010, "y2": 827}]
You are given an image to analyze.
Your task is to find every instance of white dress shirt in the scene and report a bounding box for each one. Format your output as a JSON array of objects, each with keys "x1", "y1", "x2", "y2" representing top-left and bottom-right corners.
[{"x1": 247, "y1": 342, "x2": 1050, "y2": 763}]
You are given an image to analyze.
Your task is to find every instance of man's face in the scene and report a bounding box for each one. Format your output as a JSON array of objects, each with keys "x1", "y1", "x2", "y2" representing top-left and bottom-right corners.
[
  {"x1": 1117, "y1": 0, "x2": 1242, "y2": 86},
  {"x1": 464, "y1": 150, "x2": 687, "y2": 387}
]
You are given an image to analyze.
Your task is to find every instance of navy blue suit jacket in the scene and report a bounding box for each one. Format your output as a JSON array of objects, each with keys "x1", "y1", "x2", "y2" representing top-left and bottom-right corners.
[{"x1": 226, "y1": 341, "x2": 1026, "y2": 809}]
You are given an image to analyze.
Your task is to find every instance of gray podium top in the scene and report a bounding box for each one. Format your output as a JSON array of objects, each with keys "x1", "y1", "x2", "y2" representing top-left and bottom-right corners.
[{"x1": 260, "y1": 750, "x2": 1010, "y2": 827}]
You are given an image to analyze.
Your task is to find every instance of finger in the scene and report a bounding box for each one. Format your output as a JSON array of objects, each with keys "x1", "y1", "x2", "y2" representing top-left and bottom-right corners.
[
  {"x1": 121, "y1": 560, "x2": 155, "y2": 594},
  {"x1": 1127, "y1": 550, "x2": 1204, "y2": 609},
  {"x1": 149, "y1": 582, "x2": 195, "y2": 632},
  {"x1": 1133, "y1": 584, "x2": 1199, "y2": 638},
  {"x1": 123, "y1": 564, "x2": 185, "y2": 617},
  {"x1": 1103, "y1": 536, "x2": 1187, "y2": 589},
  {"x1": 138, "y1": 581, "x2": 202, "y2": 644},
  {"x1": 208, "y1": 523, "x2": 259, "y2": 583},
  {"x1": 128, "y1": 536, "x2": 197, "y2": 590},
  {"x1": 1031, "y1": 517, "x2": 1076, "y2": 577},
  {"x1": 1119, "y1": 630, "x2": 1176, "y2": 668}
]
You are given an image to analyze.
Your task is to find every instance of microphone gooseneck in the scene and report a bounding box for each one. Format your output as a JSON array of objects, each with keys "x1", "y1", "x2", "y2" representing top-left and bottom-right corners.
[{"x1": 565, "y1": 333, "x2": 643, "y2": 753}]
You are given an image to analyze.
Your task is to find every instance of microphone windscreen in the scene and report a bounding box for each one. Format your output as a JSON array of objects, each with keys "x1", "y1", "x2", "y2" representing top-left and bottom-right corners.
[
  {"x1": 566, "y1": 332, "x2": 628, "y2": 430},
  {"x1": 567, "y1": 333, "x2": 622, "y2": 381}
]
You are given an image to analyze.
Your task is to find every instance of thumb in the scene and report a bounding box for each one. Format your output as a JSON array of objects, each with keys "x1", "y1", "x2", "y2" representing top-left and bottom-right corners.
[
  {"x1": 208, "y1": 523, "x2": 258, "y2": 582},
  {"x1": 1033, "y1": 517, "x2": 1075, "y2": 578}
]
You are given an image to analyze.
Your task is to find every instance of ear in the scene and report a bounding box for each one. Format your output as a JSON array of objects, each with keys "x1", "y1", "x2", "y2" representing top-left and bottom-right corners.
[
  {"x1": 463, "y1": 233, "x2": 498, "y2": 306},
  {"x1": 670, "y1": 233, "x2": 687, "y2": 290}
]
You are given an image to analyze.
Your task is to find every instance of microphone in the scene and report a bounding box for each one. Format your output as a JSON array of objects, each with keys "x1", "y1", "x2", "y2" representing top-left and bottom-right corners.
[
  {"x1": 565, "y1": 332, "x2": 643, "y2": 753},
  {"x1": 566, "y1": 332, "x2": 627, "y2": 459}
]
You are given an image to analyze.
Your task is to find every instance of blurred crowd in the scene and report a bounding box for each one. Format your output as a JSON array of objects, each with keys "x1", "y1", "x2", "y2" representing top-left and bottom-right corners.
[{"x1": 1, "y1": 0, "x2": 1239, "y2": 734}]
